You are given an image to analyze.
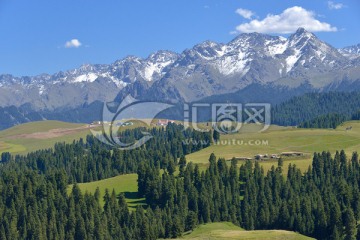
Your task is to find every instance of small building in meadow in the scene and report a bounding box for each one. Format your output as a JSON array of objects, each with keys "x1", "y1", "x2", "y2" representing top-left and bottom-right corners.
[
  {"x1": 281, "y1": 152, "x2": 304, "y2": 157},
  {"x1": 157, "y1": 119, "x2": 175, "y2": 126}
]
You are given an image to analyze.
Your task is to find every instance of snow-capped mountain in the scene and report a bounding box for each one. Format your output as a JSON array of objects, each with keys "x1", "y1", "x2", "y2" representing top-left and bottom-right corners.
[
  {"x1": 0, "y1": 50, "x2": 178, "y2": 109},
  {"x1": 1, "y1": 28, "x2": 360, "y2": 110},
  {"x1": 339, "y1": 44, "x2": 360, "y2": 59},
  {"x1": 118, "y1": 28, "x2": 356, "y2": 103}
]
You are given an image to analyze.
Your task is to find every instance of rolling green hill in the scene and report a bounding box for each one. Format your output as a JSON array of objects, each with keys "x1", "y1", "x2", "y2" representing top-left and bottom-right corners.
[
  {"x1": 0, "y1": 119, "x2": 175, "y2": 155},
  {"x1": 186, "y1": 121, "x2": 360, "y2": 173},
  {"x1": 2, "y1": 120, "x2": 360, "y2": 174},
  {"x1": 175, "y1": 222, "x2": 314, "y2": 240},
  {"x1": 0, "y1": 120, "x2": 100, "y2": 154}
]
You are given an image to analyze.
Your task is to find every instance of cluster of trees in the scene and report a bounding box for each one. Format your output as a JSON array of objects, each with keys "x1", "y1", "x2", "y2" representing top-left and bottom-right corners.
[
  {"x1": 136, "y1": 154, "x2": 241, "y2": 238},
  {"x1": 1, "y1": 122, "x2": 360, "y2": 239},
  {"x1": 239, "y1": 151, "x2": 360, "y2": 239},
  {"x1": 0, "y1": 168, "x2": 191, "y2": 239},
  {"x1": 137, "y1": 151, "x2": 360, "y2": 239},
  {"x1": 298, "y1": 113, "x2": 348, "y2": 129},
  {"x1": 298, "y1": 110, "x2": 360, "y2": 129},
  {"x1": 272, "y1": 91, "x2": 360, "y2": 126},
  {"x1": 0, "y1": 123, "x2": 211, "y2": 184},
  {"x1": 352, "y1": 110, "x2": 360, "y2": 121},
  {"x1": 0, "y1": 124, "x2": 213, "y2": 239}
]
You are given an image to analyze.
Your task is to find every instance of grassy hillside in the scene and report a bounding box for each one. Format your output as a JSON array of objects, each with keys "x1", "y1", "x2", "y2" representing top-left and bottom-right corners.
[
  {"x1": 186, "y1": 121, "x2": 360, "y2": 173},
  {"x1": 0, "y1": 120, "x2": 100, "y2": 154},
  {"x1": 2, "y1": 119, "x2": 360, "y2": 174},
  {"x1": 176, "y1": 222, "x2": 314, "y2": 240},
  {"x1": 67, "y1": 174, "x2": 145, "y2": 210},
  {"x1": 0, "y1": 119, "x2": 174, "y2": 155}
]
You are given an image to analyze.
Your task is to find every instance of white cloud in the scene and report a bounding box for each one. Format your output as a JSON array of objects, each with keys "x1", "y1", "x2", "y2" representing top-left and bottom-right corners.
[
  {"x1": 234, "y1": 6, "x2": 337, "y2": 34},
  {"x1": 328, "y1": 1, "x2": 345, "y2": 10},
  {"x1": 235, "y1": 8, "x2": 255, "y2": 19},
  {"x1": 65, "y1": 39, "x2": 82, "y2": 48}
]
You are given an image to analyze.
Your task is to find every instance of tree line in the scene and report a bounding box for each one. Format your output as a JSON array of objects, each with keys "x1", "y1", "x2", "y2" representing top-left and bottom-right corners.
[
  {"x1": 0, "y1": 123, "x2": 212, "y2": 184},
  {"x1": 298, "y1": 110, "x2": 360, "y2": 129},
  {"x1": 136, "y1": 151, "x2": 360, "y2": 239},
  {"x1": 272, "y1": 91, "x2": 360, "y2": 127}
]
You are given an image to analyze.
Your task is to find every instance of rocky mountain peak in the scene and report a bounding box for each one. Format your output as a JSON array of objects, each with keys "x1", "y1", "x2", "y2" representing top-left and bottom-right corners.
[
  {"x1": 339, "y1": 43, "x2": 360, "y2": 59},
  {"x1": 0, "y1": 28, "x2": 360, "y2": 111}
]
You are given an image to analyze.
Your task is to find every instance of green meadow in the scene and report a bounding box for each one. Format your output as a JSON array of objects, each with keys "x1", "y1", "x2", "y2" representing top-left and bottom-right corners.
[
  {"x1": 1, "y1": 119, "x2": 360, "y2": 174},
  {"x1": 175, "y1": 222, "x2": 314, "y2": 240},
  {"x1": 2, "y1": 120, "x2": 360, "y2": 162},
  {"x1": 0, "y1": 120, "x2": 99, "y2": 155},
  {"x1": 67, "y1": 174, "x2": 145, "y2": 210},
  {"x1": 186, "y1": 121, "x2": 360, "y2": 173}
]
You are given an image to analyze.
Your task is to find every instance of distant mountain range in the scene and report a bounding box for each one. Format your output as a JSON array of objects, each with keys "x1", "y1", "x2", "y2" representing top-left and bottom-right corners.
[{"x1": 1, "y1": 28, "x2": 360, "y2": 129}]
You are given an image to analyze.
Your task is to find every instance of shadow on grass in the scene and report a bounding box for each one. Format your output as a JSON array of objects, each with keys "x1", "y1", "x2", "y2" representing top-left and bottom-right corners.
[
  {"x1": 123, "y1": 191, "x2": 139, "y2": 199},
  {"x1": 128, "y1": 199, "x2": 147, "y2": 210},
  {"x1": 118, "y1": 191, "x2": 147, "y2": 210},
  {"x1": 127, "y1": 199, "x2": 146, "y2": 205}
]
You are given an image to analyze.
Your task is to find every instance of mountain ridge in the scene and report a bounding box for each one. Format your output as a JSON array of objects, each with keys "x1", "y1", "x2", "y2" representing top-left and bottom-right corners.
[{"x1": 1, "y1": 28, "x2": 360, "y2": 111}]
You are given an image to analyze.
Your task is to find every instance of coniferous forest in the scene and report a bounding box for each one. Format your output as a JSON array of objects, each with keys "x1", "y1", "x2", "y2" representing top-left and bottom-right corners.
[
  {"x1": 0, "y1": 125, "x2": 360, "y2": 239},
  {"x1": 297, "y1": 110, "x2": 360, "y2": 129},
  {"x1": 272, "y1": 91, "x2": 360, "y2": 127}
]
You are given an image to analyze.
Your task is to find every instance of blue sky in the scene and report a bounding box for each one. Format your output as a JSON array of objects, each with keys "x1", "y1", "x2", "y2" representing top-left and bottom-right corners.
[{"x1": 0, "y1": 0, "x2": 359, "y2": 76}]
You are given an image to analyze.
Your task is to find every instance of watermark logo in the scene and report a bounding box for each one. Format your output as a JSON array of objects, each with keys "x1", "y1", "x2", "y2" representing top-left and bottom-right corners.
[
  {"x1": 185, "y1": 103, "x2": 271, "y2": 134},
  {"x1": 90, "y1": 95, "x2": 173, "y2": 150},
  {"x1": 212, "y1": 103, "x2": 242, "y2": 134},
  {"x1": 91, "y1": 97, "x2": 271, "y2": 149},
  {"x1": 244, "y1": 103, "x2": 271, "y2": 127},
  {"x1": 182, "y1": 138, "x2": 269, "y2": 146}
]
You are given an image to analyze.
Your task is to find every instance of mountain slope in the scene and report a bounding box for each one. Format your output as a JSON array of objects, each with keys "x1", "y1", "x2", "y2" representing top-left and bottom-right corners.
[
  {"x1": 0, "y1": 51, "x2": 179, "y2": 110},
  {"x1": 339, "y1": 43, "x2": 360, "y2": 59},
  {"x1": 114, "y1": 28, "x2": 359, "y2": 104},
  {"x1": 1, "y1": 28, "x2": 360, "y2": 113},
  {"x1": 0, "y1": 105, "x2": 44, "y2": 130}
]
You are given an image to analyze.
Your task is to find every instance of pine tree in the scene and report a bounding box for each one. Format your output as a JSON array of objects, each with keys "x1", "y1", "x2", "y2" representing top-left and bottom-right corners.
[
  {"x1": 167, "y1": 160, "x2": 176, "y2": 175},
  {"x1": 185, "y1": 211, "x2": 198, "y2": 231},
  {"x1": 94, "y1": 187, "x2": 100, "y2": 203},
  {"x1": 344, "y1": 208, "x2": 357, "y2": 240},
  {"x1": 178, "y1": 156, "x2": 187, "y2": 177},
  {"x1": 330, "y1": 225, "x2": 341, "y2": 240},
  {"x1": 212, "y1": 130, "x2": 220, "y2": 143}
]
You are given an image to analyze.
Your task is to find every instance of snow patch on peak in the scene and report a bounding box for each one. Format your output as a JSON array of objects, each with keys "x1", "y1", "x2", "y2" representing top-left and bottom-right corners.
[
  {"x1": 74, "y1": 73, "x2": 98, "y2": 83},
  {"x1": 197, "y1": 41, "x2": 219, "y2": 48},
  {"x1": 142, "y1": 51, "x2": 178, "y2": 81},
  {"x1": 143, "y1": 62, "x2": 169, "y2": 81},
  {"x1": 339, "y1": 44, "x2": 360, "y2": 59},
  {"x1": 286, "y1": 49, "x2": 301, "y2": 73},
  {"x1": 143, "y1": 59, "x2": 175, "y2": 81},
  {"x1": 100, "y1": 73, "x2": 127, "y2": 88},
  {"x1": 38, "y1": 85, "x2": 45, "y2": 95},
  {"x1": 315, "y1": 49, "x2": 327, "y2": 62},
  {"x1": 266, "y1": 40, "x2": 288, "y2": 56},
  {"x1": 216, "y1": 51, "x2": 250, "y2": 75},
  {"x1": 279, "y1": 36, "x2": 287, "y2": 42}
]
